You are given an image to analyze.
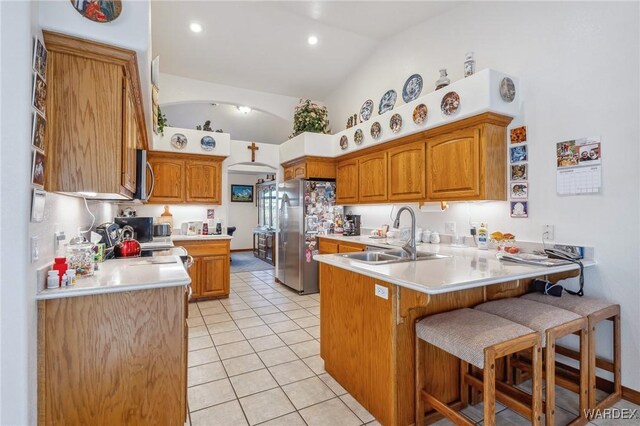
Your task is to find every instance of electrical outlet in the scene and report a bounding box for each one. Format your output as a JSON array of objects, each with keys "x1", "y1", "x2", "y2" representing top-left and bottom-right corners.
[
  {"x1": 445, "y1": 221, "x2": 456, "y2": 235},
  {"x1": 31, "y1": 236, "x2": 39, "y2": 263},
  {"x1": 542, "y1": 224, "x2": 555, "y2": 240},
  {"x1": 374, "y1": 284, "x2": 389, "y2": 300}
]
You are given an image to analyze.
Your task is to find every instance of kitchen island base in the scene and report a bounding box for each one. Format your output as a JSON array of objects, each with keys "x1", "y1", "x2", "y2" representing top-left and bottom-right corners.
[{"x1": 319, "y1": 263, "x2": 579, "y2": 426}]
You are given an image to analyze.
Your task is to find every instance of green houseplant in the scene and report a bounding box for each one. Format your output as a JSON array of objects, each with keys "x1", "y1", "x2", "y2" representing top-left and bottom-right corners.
[{"x1": 290, "y1": 99, "x2": 330, "y2": 138}]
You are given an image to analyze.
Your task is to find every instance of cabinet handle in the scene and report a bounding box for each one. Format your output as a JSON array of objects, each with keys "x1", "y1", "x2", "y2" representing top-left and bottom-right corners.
[
  {"x1": 186, "y1": 255, "x2": 194, "y2": 269},
  {"x1": 187, "y1": 284, "x2": 193, "y2": 300}
]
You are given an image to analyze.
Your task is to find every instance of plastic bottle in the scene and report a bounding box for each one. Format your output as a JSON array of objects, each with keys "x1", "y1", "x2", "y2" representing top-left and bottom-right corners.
[
  {"x1": 47, "y1": 270, "x2": 60, "y2": 289},
  {"x1": 477, "y1": 223, "x2": 489, "y2": 250},
  {"x1": 52, "y1": 257, "x2": 68, "y2": 285},
  {"x1": 65, "y1": 269, "x2": 77, "y2": 286}
]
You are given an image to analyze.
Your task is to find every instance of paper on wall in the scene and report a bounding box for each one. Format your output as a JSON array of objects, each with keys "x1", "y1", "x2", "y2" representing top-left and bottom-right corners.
[{"x1": 556, "y1": 136, "x2": 602, "y2": 195}]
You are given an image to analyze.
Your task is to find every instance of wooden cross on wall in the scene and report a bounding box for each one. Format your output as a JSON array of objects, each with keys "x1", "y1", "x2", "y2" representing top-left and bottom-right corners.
[{"x1": 247, "y1": 142, "x2": 259, "y2": 162}]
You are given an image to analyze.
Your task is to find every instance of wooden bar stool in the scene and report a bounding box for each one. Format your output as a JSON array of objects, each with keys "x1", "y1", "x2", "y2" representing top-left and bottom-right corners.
[
  {"x1": 521, "y1": 292, "x2": 621, "y2": 410},
  {"x1": 475, "y1": 298, "x2": 589, "y2": 426},
  {"x1": 415, "y1": 308, "x2": 543, "y2": 426}
]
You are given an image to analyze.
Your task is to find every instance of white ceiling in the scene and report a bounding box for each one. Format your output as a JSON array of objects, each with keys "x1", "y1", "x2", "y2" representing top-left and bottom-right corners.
[
  {"x1": 162, "y1": 102, "x2": 292, "y2": 144},
  {"x1": 151, "y1": 1, "x2": 460, "y2": 100}
]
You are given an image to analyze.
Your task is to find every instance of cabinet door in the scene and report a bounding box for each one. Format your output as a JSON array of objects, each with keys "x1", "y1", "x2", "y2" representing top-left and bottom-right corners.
[
  {"x1": 293, "y1": 164, "x2": 306, "y2": 179},
  {"x1": 338, "y1": 242, "x2": 365, "y2": 253},
  {"x1": 148, "y1": 156, "x2": 185, "y2": 203},
  {"x1": 358, "y1": 152, "x2": 388, "y2": 203},
  {"x1": 318, "y1": 238, "x2": 339, "y2": 254},
  {"x1": 187, "y1": 257, "x2": 202, "y2": 298},
  {"x1": 388, "y1": 142, "x2": 425, "y2": 201},
  {"x1": 185, "y1": 160, "x2": 221, "y2": 204},
  {"x1": 284, "y1": 166, "x2": 294, "y2": 181},
  {"x1": 426, "y1": 127, "x2": 482, "y2": 200},
  {"x1": 336, "y1": 159, "x2": 359, "y2": 204},
  {"x1": 199, "y1": 255, "x2": 229, "y2": 298},
  {"x1": 121, "y1": 82, "x2": 137, "y2": 194}
]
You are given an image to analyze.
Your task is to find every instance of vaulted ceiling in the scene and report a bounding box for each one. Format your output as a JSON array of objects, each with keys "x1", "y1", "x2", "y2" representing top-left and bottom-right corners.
[{"x1": 151, "y1": 1, "x2": 461, "y2": 100}]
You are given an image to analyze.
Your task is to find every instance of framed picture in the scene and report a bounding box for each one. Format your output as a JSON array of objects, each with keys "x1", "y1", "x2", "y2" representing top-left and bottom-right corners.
[
  {"x1": 510, "y1": 182, "x2": 528, "y2": 199},
  {"x1": 510, "y1": 125, "x2": 527, "y2": 143},
  {"x1": 32, "y1": 74, "x2": 47, "y2": 117},
  {"x1": 33, "y1": 37, "x2": 48, "y2": 81},
  {"x1": 510, "y1": 201, "x2": 528, "y2": 218},
  {"x1": 230, "y1": 184, "x2": 254, "y2": 202},
  {"x1": 510, "y1": 145, "x2": 528, "y2": 163},
  {"x1": 31, "y1": 189, "x2": 46, "y2": 223},
  {"x1": 31, "y1": 150, "x2": 46, "y2": 188},
  {"x1": 511, "y1": 164, "x2": 528, "y2": 181},
  {"x1": 32, "y1": 111, "x2": 46, "y2": 152}
]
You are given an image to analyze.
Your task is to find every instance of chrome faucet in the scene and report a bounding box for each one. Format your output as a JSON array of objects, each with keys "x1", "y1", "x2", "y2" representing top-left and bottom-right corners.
[{"x1": 393, "y1": 206, "x2": 416, "y2": 261}]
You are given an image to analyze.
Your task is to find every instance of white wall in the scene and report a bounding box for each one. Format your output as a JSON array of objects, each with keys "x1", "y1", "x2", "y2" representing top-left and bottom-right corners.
[
  {"x1": 227, "y1": 173, "x2": 263, "y2": 250},
  {"x1": 328, "y1": 2, "x2": 640, "y2": 390},
  {"x1": 159, "y1": 73, "x2": 299, "y2": 123},
  {"x1": 129, "y1": 203, "x2": 224, "y2": 235}
]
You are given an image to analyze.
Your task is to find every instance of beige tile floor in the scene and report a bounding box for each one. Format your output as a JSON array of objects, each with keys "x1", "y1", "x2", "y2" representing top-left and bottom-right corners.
[{"x1": 187, "y1": 269, "x2": 639, "y2": 425}]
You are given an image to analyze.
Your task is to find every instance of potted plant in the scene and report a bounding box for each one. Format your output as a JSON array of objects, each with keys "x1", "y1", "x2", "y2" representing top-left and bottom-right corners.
[{"x1": 290, "y1": 99, "x2": 330, "y2": 138}]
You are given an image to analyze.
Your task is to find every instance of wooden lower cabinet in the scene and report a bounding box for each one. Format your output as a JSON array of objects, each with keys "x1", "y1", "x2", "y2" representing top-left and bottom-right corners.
[
  {"x1": 317, "y1": 237, "x2": 366, "y2": 254},
  {"x1": 178, "y1": 239, "x2": 231, "y2": 300},
  {"x1": 38, "y1": 286, "x2": 187, "y2": 425}
]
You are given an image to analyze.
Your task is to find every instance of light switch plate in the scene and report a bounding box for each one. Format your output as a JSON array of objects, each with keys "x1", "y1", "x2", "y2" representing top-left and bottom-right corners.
[
  {"x1": 31, "y1": 236, "x2": 39, "y2": 263},
  {"x1": 374, "y1": 284, "x2": 388, "y2": 300}
]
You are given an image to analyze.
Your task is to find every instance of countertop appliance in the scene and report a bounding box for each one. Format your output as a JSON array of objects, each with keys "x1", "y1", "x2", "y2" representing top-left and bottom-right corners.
[
  {"x1": 96, "y1": 222, "x2": 120, "y2": 248},
  {"x1": 344, "y1": 214, "x2": 361, "y2": 236},
  {"x1": 153, "y1": 223, "x2": 172, "y2": 237},
  {"x1": 115, "y1": 217, "x2": 153, "y2": 243},
  {"x1": 134, "y1": 149, "x2": 154, "y2": 202},
  {"x1": 276, "y1": 179, "x2": 338, "y2": 294}
]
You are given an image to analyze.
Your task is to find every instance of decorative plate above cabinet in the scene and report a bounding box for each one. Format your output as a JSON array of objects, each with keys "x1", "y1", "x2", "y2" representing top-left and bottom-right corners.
[
  {"x1": 354, "y1": 129, "x2": 364, "y2": 145},
  {"x1": 441, "y1": 91, "x2": 460, "y2": 115},
  {"x1": 378, "y1": 89, "x2": 397, "y2": 115},
  {"x1": 402, "y1": 74, "x2": 423, "y2": 103},
  {"x1": 390, "y1": 113, "x2": 402, "y2": 133},
  {"x1": 360, "y1": 99, "x2": 374, "y2": 122},
  {"x1": 370, "y1": 121, "x2": 382, "y2": 139}
]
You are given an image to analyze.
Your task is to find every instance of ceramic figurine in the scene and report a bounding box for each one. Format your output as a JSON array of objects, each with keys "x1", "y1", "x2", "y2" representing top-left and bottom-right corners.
[
  {"x1": 464, "y1": 52, "x2": 475, "y2": 77},
  {"x1": 347, "y1": 116, "x2": 353, "y2": 129},
  {"x1": 435, "y1": 69, "x2": 450, "y2": 90}
]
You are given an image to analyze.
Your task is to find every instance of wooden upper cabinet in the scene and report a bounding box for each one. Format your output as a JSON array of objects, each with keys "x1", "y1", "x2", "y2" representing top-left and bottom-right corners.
[
  {"x1": 148, "y1": 154, "x2": 184, "y2": 203},
  {"x1": 43, "y1": 31, "x2": 147, "y2": 199},
  {"x1": 426, "y1": 126, "x2": 483, "y2": 200},
  {"x1": 387, "y1": 142, "x2": 425, "y2": 201},
  {"x1": 121, "y1": 81, "x2": 138, "y2": 193},
  {"x1": 282, "y1": 157, "x2": 336, "y2": 181},
  {"x1": 335, "y1": 159, "x2": 359, "y2": 204},
  {"x1": 358, "y1": 152, "x2": 388, "y2": 203},
  {"x1": 185, "y1": 160, "x2": 221, "y2": 204}
]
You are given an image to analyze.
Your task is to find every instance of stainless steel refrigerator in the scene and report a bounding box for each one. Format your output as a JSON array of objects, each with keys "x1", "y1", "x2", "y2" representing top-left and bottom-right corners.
[{"x1": 276, "y1": 179, "x2": 340, "y2": 294}]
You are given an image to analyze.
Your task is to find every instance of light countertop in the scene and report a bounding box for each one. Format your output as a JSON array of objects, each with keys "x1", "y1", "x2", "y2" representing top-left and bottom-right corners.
[
  {"x1": 314, "y1": 235, "x2": 594, "y2": 295},
  {"x1": 171, "y1": 234, "x2": 233, "y2": 241},
  {"x1": 36, "y1": 255, "x2": 191, "y2": 300}
]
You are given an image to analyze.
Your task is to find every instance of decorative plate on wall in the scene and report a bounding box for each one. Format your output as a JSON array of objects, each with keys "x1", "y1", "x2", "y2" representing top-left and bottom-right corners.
[
  {"x1": 441, "y1": 92, "x2": 460, "y2": 115},
  {"x1": 360, "y1": 99, "x2": 374, "y2": 122},
  {"x1": 70, "y1": 0, "x2": 122, "y2": 23},
  {"x1": 370, "y1": 122, "x2": 382, "y2": 139},
  {"x1": 402, "y1": 74, "x2": 423, "y2": 103},
  {"x1": 171, "y1": 133, "x2": 188, "y2": 150},
  {"x1": 201, "y1": 135, "x2": 216, "y2": 151},
  {"x1": 390, "y1": 113, "x2": 403, "y2": 134},
  {"x1": 354, "y1": 129, "x2": 364, "y2": 145},
  {"x1": 378, "y1": 90, "x2": 397, "y2": 115},
  {"x1": 500, "y1": 77, "x2": 516, "y2": 103},
  {"x1": 339, "y1": 135, "x2": 348, "y2": 151},
  {"x1": 412, "y1": 104, "x2": 428, "y2": 125}
]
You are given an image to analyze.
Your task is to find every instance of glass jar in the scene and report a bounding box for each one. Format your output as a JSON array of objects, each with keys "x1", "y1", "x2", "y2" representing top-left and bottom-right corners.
[
  {"x1": 66, "y1": 236, "x2": 96, "y2": 277},
  {"x1": 435, "y1": 69, "x2": 450, "y2": 90}
]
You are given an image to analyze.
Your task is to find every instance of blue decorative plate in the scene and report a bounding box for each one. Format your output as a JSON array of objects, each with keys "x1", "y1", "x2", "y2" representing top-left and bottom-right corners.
[
  {"x1": 378, "y1": 90, "x2": 397, "y2": 115},
  {"x1": 360, "y1": 99, "x2": 374, "y2": 122},
  {"x1": 402, "y1": 74, "x2": 423, "y2": 103},
  {"x1": 201, "y1": 135, "x2": 216, "y2": 151}
]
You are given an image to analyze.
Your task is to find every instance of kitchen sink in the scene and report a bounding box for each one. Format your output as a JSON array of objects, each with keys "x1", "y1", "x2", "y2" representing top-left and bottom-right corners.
[{"x1": 341, "y1": 249, "x2": 448, "y2": 265}]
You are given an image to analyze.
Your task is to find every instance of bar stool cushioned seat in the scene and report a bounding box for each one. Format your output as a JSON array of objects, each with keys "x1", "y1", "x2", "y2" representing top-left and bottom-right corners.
[
  {"x1": 475, "y1": 298, "x2": 582, "y2": 346},
  {"x1": 520, "y1": 293, "x2": 614, "y2": 317},
  {"x1": 416, "y1": 308, "x2": 535, "y2": 369}
]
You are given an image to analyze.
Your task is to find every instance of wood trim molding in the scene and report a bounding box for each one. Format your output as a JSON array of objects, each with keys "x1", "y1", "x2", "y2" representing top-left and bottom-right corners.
[
  {"x1": 148, "y1": 150, "x2": 226, "y2": 162},
  {"x1": 43, "y1": 31, "x2": 149, "y2": 150},
  {"x1": 230, "y1": 249, "x2": 253, "y2": 253},
  {"x1": 623, "y1": 386, "x2": 640, "y2": 404},
  {"x1": 281, "y1": 156, "x2": 336, "y2": 168}
]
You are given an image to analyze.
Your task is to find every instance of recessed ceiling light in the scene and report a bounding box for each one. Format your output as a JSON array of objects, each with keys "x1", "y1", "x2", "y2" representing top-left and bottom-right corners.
[
  {"x1": 307, "y1": 35, "x2": 318, "y2": 46},
  {"x1": 190, "y1": 22, "x2": 203, "y2": 33},
  {"x1": 237, "y1": 106, "x2": 252, "y2": 114}
]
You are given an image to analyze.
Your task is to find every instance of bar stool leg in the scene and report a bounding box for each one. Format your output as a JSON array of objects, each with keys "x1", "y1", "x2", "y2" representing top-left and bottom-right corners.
[
  {"x1": 613, "y1": 314, "x2": 622, "y2": 399},
  {"x1": 483, "y1": 348, "x2": 496, "y2": 426},
  {"x1": 579, "y1": 326, "x2": 589, "y2": 420},
  {"x1": 545, "y1": 332, "x2": 557, "y2": 426},
  {"x1": 460, "y1": 360, "x2": 469, "y2": 409},
  {"x1": 531, "y1": 344, "x2": 543, "y2": 426},
  {"x1": 415, "y1": 336, "x2": 425, "y2": 426}
]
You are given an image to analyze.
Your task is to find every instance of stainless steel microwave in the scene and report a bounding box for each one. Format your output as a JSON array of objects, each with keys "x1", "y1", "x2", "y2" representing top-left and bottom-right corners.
[{"x1": 134, "y1": 149, "x2": 154, "y2": 202}]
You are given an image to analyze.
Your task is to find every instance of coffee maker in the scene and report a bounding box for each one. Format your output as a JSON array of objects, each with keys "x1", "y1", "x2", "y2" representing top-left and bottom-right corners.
[{"x1": 343, "y1": 214, "x2": 361, "y2": 236}]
